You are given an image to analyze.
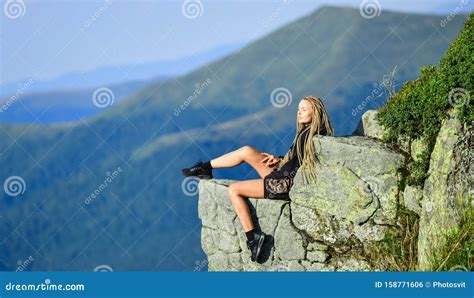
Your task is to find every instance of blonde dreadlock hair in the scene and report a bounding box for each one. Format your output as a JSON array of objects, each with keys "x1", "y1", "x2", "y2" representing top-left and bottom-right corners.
[{"x1": 276, "y1": 96, "x2": 334, "y2": 185}]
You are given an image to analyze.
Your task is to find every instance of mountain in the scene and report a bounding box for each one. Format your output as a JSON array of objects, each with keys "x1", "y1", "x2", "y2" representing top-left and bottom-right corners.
[
  {"x1": 0, "y1": 6, "x2": 469, "y2": 271},
  {"x1": 0, "y1": 43, "x2": 243, "y2": 97},
  {"x1": 0, "y1": 43, "x2": 243, "y2": 124},
  {"x1": 0, "y1": 80, "x2": 150, "y2": 124}
]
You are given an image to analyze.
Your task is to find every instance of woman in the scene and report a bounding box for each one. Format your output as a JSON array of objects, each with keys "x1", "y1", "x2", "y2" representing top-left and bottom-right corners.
[{"x1": 181, "y1": 96, "x2": 334, "y2": 263}]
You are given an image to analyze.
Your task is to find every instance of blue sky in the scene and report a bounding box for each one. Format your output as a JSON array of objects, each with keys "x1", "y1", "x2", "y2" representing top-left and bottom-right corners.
[{"x1": 1, "y1": 0, "x2": 472, "y2": 84}]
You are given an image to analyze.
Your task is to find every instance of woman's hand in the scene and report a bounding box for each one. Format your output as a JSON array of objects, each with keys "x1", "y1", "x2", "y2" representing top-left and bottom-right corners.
[{"x1": 260, "y1": 152, "x2": 281, "y2": 168}]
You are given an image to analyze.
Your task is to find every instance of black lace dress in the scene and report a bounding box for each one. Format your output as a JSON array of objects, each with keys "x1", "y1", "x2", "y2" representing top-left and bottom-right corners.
[{"x1": 263, "y1": 125, "x2": 325, "y2": 200}]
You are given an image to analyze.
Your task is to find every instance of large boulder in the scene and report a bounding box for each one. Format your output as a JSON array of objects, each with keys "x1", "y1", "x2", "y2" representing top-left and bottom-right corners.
[
  {"x1": 417, "y1": 113, "x2": 473, "y2": 270},
  {"x1": 198, "y1": 135, "x2": 405, "y2": 271}
]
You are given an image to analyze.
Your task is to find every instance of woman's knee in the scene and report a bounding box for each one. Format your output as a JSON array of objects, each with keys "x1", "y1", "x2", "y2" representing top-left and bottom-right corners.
[
  {"x1": 240, "y1": 145, "x2": 256, "y2": 158},
  {"x1": 227, "y1": 183, "x2": 240, "y2": 198}
]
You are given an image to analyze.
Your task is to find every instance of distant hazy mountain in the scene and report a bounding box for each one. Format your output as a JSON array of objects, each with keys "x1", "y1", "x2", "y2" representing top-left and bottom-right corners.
[
  {"x1": 0, "y1": 43, "x2": 243, "y2": 124},
  {"x1": 0, "y1": 80, "x2": 151, "y2": 124},
  {"x1": 0, "y1": 43, "x2": 243, "y2": 97},
  {"x1": 0, "y1": 6, "x2": 468, "y2": 271}
]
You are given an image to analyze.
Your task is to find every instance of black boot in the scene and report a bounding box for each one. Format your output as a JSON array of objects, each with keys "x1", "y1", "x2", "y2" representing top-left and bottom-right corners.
[
  {"x1": 181, "y1": 161, "x2": 213, "y2": 179},
  {"x1": 246, "y1": 230, "x2": 266, "y2": 262}
]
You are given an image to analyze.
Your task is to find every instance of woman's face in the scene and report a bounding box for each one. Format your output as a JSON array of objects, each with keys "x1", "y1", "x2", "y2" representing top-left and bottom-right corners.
[{"x1": 297, "y1": 99, "x2": 313, "y2": 125}]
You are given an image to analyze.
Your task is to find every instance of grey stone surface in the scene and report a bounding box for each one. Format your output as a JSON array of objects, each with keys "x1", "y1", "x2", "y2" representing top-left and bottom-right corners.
[
  {"x1": 198, "y1": 134, "x2": 405, "y2": 271},
  {"x1": 402, "y1": 185, "x2": 423, "y2": 215},
  {"x1": 198, "y1": 111, "x2": 471, "y2": 271},
  {"x1": 353, "y1": 110, "x2": 387, "y2": 140},
  {"x1": 417, "y1": 113, "x2": 473, "y2": 270}
]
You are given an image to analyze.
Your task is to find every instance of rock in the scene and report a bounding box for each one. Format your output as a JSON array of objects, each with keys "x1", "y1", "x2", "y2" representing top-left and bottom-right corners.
[
  {"x1": 402, "y1": 185, "x2": 423, "y2": 215},
  {"x1": 307, "y1": 241, "x2": 328, "y2": 251},
  {"x1": 199, "y1": 179, "x2": 288, "y2": 271},
  {"x1": 417, "y1": 113, "x2": 472, "y2": 270},
  {"x1": 291, "y1": 203, "x2": 353, "y2": 246},
  {"x1": 208, "y1": 251, "x2": 242, "y2": 271},
  {"x1": 336, "y1": 257, "x2": 371, "y2": 271},
  {"x1": 198, "y1": 108, "x2": 471, "y2": 272},
  {"x1": 273, "y1": 204, "x2": 305, "y2": 261},
  {"x1": 272, "y1": 260, "x2": 305, "y2": 271},
  {"x1": 291, "y1": 136, "x2": 404, "y2": 228},
  {"x1": 353, "y1": 110, "x2": 387, "y2": 140},
  {"x1": 198, "y1": 134, "x2": 405, "y2": 271},
  {"x1": 301, "y1": 260, "x2": 335, "y2": 271},
  {"x1": 306, "y1": 250, "x2": 329, "y2": 263}
]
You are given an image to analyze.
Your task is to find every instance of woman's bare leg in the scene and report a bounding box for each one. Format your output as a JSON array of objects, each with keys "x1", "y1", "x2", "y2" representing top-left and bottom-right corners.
[
  {"x1": 227, "y1": 179, "x2": 265, "y2": 232},
  {"x1": 211, "y1": 145, "x2": 273, "y2": 179}
]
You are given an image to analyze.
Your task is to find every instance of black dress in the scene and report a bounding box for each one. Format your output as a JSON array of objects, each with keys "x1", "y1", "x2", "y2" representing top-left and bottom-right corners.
[{"x1": 263, "y1": 125, "x2": 324, "y2": 200}]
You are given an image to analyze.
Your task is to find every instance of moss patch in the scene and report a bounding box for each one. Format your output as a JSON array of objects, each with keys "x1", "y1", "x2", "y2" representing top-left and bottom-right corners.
[{"x1": 377, "y1": 14, "x2": 473, "y2": 186}]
